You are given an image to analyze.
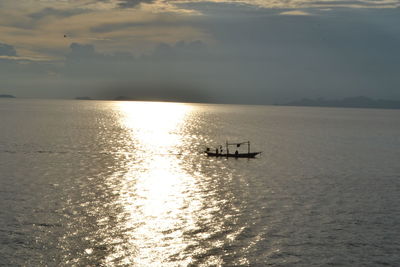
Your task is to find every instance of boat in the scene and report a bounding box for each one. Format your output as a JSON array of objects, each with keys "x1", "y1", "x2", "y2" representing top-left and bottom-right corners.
[{"x1": 205, "y1": 141, "x2": 261, "y2": 158}]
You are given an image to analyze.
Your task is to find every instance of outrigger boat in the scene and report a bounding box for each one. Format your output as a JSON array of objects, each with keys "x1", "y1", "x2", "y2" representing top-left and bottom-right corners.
[{"x1": 205, "y1": 141, "x2": 261, "y2": 158}]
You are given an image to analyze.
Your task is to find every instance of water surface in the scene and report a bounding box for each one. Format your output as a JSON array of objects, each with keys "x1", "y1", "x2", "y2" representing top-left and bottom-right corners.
[{"x1": 1, "y1": 99, "x2": 399, "y2": 266}]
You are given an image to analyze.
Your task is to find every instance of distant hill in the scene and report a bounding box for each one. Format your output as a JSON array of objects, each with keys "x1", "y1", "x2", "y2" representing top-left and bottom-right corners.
[
  {"x1": 282, "y1": 96, "x2": 400, "y2": 109},
  {"x1": 0, "y1": 94, "x2": 16, "y2": 98}
]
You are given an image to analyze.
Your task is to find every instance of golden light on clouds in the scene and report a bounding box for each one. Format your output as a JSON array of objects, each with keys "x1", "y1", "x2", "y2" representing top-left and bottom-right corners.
[
  {"x1": 280, "y1": 10, "x2": 311, "y2": 16},
  {"x1": 0, "y1": 2, "x2": 208, "y2": 59},
  {"x1": 0, "y1": 0, "x2": 398, "y2": 59}
]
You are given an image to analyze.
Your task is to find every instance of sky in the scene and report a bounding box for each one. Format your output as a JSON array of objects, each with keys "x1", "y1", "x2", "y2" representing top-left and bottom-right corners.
[{"x1": 0, "y1": 0, "x2": 399, "y2": 104}]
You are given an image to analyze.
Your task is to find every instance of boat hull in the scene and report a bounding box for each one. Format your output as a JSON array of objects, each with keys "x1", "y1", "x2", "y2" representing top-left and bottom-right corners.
[{"x1": 205, "y1": 152, "x2": 261, "y2": 158}]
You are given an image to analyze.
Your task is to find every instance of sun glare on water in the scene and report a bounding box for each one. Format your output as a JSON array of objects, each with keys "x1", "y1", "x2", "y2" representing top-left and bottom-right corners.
[
  {"x1": 118, "y1": 101, "x2": 190, "y2": 152},
  {"x1": 103, "y1": 101, "x2": 216, "y2": 266}
]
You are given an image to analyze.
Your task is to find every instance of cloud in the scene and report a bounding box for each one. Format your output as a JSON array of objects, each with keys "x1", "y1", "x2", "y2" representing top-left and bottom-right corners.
[
  {"x1": 69, "y1": 43, "x2": 97, "y2": 58},
  {"x1": 117, "y1": 0, "x2": 156, "y2": 8},
  {"x1": 180, "y1": 0, "x2": 399, "y2": 10},
  {"x1": 29, "y1": 7, "x2": 89, "y2": 20},
  {"x1": 0, "y1": 4, "x2": 206, "y2": 59},
  {"x1": 0, "y1": 43, "x2": 17, "y2": 56},
  {"x1": 147, "y1": 40, "x2": 207, "y2": 60},
  {"x1": 280, "y1": 10, "x2": 312, "y2": 16},
  {"x1": 91, "y1": 22, "x2": 142, "y2": 33},
  {"x1": 308, "y1": 0, "x2": 398, "y2": 8},
  {"x1": 93, "y1": 0, "x2": 157, "y2": 9},
  {"x1": 64, "y1": 40, "x2": 209, "y2": 71},
  {"x1": 59, "y1": 40, "x2": 215, "y2": 101}
]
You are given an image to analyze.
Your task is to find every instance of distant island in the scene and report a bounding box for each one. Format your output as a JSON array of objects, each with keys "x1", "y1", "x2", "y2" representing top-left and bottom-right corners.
[
  {"x1": 281, "y1": 96, "x2": 400, "y2": 109},
  {"x1": 0, "y1": 94, "x2": 16, "y2": 98}
]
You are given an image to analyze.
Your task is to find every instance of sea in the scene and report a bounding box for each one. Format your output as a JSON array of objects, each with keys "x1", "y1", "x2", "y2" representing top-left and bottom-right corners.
[{"x1": 0, "y1": 99, "x2": 399, "y2": 266}]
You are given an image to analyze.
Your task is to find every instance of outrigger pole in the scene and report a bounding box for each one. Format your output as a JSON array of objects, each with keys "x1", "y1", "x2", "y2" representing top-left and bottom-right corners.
[{"x1": 225, "y1": 141, "x2": 250, "y2": 153}]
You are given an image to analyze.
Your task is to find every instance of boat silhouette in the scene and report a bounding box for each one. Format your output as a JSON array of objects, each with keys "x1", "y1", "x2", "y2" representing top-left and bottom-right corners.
[{"x1": 205, "y1": 141, "x2": 261, "y2": 158}]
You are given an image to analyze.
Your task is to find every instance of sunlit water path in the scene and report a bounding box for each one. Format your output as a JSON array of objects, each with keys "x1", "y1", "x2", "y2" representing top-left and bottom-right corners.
[{"x1": 1, "y1": 99, "x2": 399, "y2": 266}]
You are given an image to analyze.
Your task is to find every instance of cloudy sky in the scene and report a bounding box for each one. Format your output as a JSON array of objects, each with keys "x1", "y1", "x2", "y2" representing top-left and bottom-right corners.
[{"x1": 0, "y1": 0, "x2": 399, "y2": 103}]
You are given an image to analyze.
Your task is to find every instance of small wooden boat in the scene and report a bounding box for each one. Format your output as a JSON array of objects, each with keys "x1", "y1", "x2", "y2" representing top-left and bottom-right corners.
[
  {"x1": 205, "y1": 141, "x2": 261, "y2": 158},
  {"x1": 205, "y1": 151, "x2": 261, "y2": 158}
]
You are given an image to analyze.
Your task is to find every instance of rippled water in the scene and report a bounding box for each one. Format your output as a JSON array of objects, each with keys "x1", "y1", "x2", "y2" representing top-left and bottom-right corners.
[{"x1": 1, "y1": 99, "x2": 399, "y2": 266}]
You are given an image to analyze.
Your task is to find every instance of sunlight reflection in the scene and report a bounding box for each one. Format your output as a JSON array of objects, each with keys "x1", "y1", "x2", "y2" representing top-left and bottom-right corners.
[
  {"x1": 118, "y1": 101, "x2": 190, "y2": 153},
  {"x1": 110, "y1": 101, "x2": 207, "y2": 266}
]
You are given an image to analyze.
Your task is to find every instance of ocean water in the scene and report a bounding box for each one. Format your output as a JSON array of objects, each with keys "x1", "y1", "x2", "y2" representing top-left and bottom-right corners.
[{"x1": 0, "y1": 99, "x2": 399, "y2": 266}]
